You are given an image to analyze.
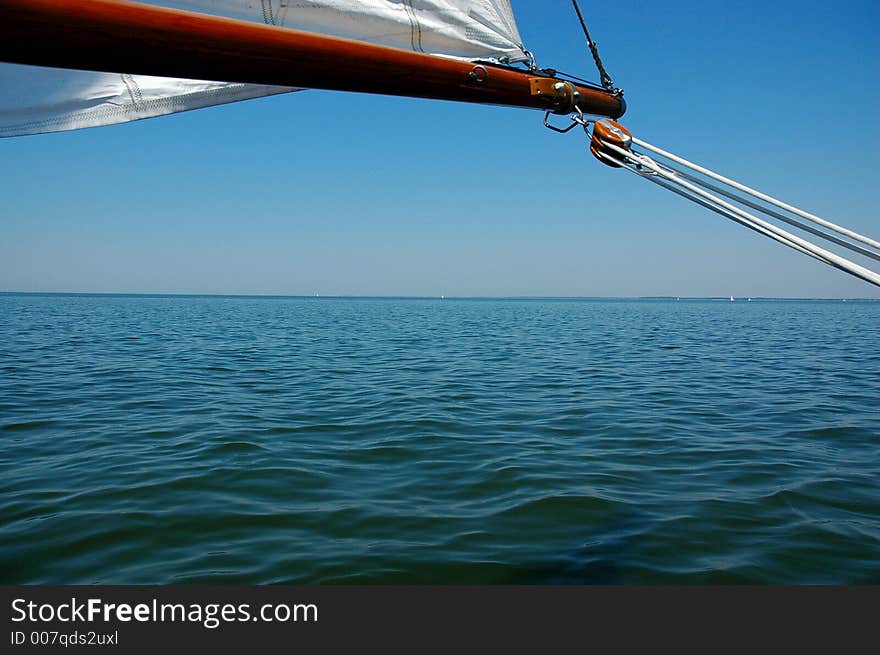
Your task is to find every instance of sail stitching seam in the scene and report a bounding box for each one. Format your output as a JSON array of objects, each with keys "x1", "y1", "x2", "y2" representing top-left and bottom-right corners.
[
  {"x1": 402, "y1": 1, "x2": 424, "y2": 53},
  {"x1": 261, "y1": 0, "x2": 276, "y2": 26},
  {"x1": 120, "y1": 74, "x2": 146, "y2": 113}
]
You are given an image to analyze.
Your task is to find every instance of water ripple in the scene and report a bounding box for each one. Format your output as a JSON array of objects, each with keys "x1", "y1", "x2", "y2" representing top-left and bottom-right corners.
[{"x1": 1, "y1": 295, "x2": 878, "y2": 583}]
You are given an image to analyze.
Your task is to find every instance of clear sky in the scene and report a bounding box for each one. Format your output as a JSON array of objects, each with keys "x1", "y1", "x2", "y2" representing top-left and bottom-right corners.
[{"x1": 2, "y1": 0, "x2": 878, "y2": 298}]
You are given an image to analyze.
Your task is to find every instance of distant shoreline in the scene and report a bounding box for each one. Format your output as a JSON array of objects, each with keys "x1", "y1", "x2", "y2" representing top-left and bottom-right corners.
[{"x1": 1, "y1": 291, "x2": 877, "y2": 302}]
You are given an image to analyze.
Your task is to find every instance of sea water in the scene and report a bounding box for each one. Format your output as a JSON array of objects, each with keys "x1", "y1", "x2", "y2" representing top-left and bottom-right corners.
[{"x1": 1, "y1": 294, "x2": 878, "y2": 583}]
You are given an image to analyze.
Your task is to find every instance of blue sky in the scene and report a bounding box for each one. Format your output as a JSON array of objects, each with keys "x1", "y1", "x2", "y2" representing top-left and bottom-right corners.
[{"x1": 2, "y1": 0, "x2": 878, "y2": 298}]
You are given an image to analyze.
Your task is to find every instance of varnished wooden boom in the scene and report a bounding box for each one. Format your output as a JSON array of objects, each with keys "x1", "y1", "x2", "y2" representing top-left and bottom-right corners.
[{"x1": 0, "y1": 0, "x2": 625, "y2": 118}]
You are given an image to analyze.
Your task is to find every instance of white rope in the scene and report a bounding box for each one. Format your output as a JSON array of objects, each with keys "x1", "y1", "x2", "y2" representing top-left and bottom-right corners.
[
  {"x1": 637, "y1": 170, "x2": 854, "y2": 275},
  {"x1": 595, "y1": 139, "x2": 880, "y2": 288},
  {"x1": 629, "y1": 150, "x2": 880, "y2": 262},
  {"x1": 631, "y1": 136, "x2": 880, "y2": 252},
  {"x1": 667, "y1": 166, "x2": 880, "y2": 263},
  {"x1": 595, "y1": 149, "x2": 836, "y2": 264}
]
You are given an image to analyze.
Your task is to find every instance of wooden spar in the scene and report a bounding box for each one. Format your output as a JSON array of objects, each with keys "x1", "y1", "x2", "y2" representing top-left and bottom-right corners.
[{"x1": 0, "y1": 0, "x2": 625, "y2": 119}]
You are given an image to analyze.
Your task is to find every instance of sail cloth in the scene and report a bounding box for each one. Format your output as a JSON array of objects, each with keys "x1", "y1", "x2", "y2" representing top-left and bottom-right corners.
[{"x1": 0, "y1": 0, "x2": 527, "y2": 137}]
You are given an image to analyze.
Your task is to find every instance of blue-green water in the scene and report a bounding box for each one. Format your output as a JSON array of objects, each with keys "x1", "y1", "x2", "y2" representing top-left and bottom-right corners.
[{"x1": 1, "y1": 294, "x2": 878, "y2": 584}]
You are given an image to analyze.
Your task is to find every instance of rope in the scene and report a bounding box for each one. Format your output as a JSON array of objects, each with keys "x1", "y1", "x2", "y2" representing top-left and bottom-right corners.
[
  {"x1": 669, "y1": 166, "x2": 880, "y2": 263},
  {"x1": 631, "y1": 137, "x2": 880, "y2": 252},
  {"x1": 570, "y1": 0, "x2": 619, "y2": 94},
  {"x1": 589, "y1": 128, "x2": 880, "y2": 288}
]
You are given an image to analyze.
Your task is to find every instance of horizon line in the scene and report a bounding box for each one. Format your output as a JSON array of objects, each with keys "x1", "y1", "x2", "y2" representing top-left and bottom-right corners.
[{"x1": 2, "y1": 291, "x2": 878, "y2": 302}]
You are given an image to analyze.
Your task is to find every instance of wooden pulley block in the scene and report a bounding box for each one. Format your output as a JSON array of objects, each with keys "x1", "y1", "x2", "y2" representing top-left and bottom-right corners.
[{"x1": 590, "y1": 119, "x2": 632, "y2": 167}]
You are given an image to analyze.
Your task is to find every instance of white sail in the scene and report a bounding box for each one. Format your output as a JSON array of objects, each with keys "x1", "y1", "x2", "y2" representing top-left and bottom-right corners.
[{"x1": 0, "y1": 0, "x2": 526, "y2": 137}]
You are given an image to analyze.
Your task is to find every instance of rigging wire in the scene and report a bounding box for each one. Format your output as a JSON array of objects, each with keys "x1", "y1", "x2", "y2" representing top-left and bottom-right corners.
[
  {"x1": 552, "y1": 69, "x2": 608, "y2": 91},
  {"x1": 570, "y1": 0, "x2": 620, "y2": 94}
]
